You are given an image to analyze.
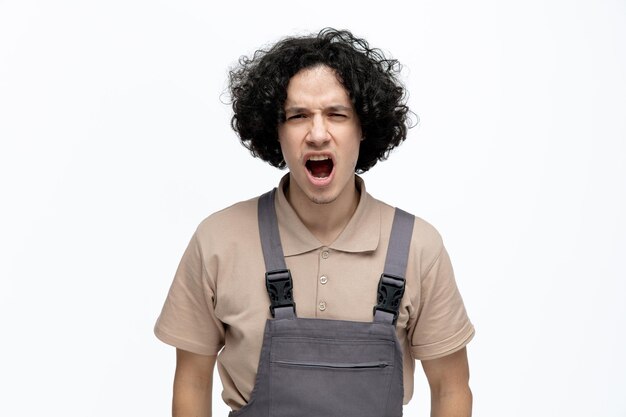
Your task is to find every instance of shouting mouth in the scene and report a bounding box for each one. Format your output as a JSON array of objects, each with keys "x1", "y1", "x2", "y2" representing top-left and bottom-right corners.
[
  {"x1": 306, "y1": 155, "x2": 334, "y2": 178},
  {"x1": 304, "y1": 154, "x2": 335, "y2": 186}
]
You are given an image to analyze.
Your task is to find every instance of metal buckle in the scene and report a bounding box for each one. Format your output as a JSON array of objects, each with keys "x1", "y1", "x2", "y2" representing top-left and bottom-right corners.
[
  {"x1": 373, "y1": 273, "x2": 406, "y2": 324},
  {"x1": 265, "y1": 269, "x2": 296, "y2": 317}
]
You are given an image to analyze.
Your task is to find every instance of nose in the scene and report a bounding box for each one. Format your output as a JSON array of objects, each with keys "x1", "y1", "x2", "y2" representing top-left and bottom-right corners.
[{"x1": 306, "y1": 114, "x2": 330, "y2": 146}]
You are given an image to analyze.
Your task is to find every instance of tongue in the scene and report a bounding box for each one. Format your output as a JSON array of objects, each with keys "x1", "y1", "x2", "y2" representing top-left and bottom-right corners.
[{"x1": 307, "y1": 159, "x2": 333, "y2": 178}]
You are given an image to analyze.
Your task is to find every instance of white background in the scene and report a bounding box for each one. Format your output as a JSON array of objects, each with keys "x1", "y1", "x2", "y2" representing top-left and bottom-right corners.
[{"x1": 1, "y1": 0, "x2": 625, "y2": 416}]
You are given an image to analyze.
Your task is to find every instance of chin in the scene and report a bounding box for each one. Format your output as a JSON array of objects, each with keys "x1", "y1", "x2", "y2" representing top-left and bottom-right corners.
[{"x1": 306, "y1": 189, "x2": 338, "y2": 205}]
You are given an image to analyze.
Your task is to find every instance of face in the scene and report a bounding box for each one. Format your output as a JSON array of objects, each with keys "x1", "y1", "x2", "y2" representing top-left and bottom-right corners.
[{"x1": 278, "y1": 65, "x2": 362, "y2": 205}]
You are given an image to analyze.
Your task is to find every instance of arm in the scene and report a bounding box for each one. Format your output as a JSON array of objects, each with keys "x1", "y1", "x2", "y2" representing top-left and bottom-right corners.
[
  {"x1": 421, "y1": 347, "x2": 472, "y2": 417},
  {"x1": 173, "y1": 348, "x2": 217, "y2": 417}
]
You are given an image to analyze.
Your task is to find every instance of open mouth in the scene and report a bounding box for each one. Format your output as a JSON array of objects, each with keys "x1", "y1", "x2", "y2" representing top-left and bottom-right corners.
[{"x1": 305, "y1": 155, "x2": 334, "y2": 179}]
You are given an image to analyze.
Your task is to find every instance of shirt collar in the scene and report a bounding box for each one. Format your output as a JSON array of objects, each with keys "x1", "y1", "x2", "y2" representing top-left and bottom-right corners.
[{"x1": 273, "y1": 173, "x2": 381, "y2": 256}]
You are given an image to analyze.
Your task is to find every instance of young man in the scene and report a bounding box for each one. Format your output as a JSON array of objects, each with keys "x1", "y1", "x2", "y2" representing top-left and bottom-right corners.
[{"x1": 155, "y1": 28, "x2": 474, "y2": 417}]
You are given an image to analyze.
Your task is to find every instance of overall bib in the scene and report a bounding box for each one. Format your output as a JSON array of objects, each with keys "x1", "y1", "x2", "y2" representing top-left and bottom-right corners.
[{"x1": 229, "y1": 189, "x2": 415, "y2": 417}]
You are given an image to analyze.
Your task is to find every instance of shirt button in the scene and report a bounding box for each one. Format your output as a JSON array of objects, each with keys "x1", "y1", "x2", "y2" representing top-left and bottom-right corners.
[
  {"x1": 320, "y1": 275, "x2": 328, "y2": 285},
  {"x1": 321, "y1": 250, "x2": 329, "y2": 259},
  {"x1": 319, "y1": 301, "x2": 327, "y2": 311}
]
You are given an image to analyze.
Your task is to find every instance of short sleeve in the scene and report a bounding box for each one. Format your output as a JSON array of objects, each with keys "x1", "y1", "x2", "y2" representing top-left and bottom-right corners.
[
  {"x1": 154, "y1": 231, "x2": 225, "y2": 355},
  {"x1": 409, "y1": 245, "x2": 474, "y2": 361}
]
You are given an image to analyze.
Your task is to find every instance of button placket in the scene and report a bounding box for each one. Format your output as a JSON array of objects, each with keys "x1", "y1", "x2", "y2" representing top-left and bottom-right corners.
[
  {"x1": 317, "y1": 247, "x2": 330, "y2": 314},
  {"x1": 318, "y1": 273, "x2": 328, "y2": 312}
]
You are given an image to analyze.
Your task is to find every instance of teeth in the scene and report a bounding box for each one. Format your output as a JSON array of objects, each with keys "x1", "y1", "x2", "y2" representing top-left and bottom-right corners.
[{"x1": 307, "y1": 155, "x2": 330, "y2": 161}]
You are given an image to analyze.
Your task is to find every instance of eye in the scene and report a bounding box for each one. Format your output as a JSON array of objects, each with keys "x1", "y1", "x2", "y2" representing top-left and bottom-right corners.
[
  {"x1": 329, "y1": 113, "x2": 347, "y2": 119},
  {"x1": 287, "y1": 114, "x2": 306, "y2": 121}
]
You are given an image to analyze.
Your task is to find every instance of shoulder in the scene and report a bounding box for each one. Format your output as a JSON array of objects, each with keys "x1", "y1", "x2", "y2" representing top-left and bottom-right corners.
[
  {"x1": 409, "y1": 214, "x2": 445, "y2": 269},
  {"x1": 193, "y1": 195, "x2": 260, "y2": 253},
  {"x1": 372, "y1": 195, "x2": 445, "y2": 267},
  {"x1": 410, "y1": 213, "x2": 444, "y2": 258}
]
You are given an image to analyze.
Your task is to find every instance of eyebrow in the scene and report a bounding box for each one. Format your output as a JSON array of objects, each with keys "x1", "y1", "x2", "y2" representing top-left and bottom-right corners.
[{"x1": 284, "y1": 105, "x2": 353, "y2": 114}]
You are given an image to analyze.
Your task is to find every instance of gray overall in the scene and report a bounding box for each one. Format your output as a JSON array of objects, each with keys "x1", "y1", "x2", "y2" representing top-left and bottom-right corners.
[{"x1": 229, "y1": 189, "x2": 415, "y2": 417}]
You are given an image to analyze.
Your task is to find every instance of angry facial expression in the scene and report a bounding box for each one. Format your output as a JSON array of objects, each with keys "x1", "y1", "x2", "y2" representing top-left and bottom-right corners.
[{"x1": 278, "y1": 65, "x2": 362, "y2": 205}]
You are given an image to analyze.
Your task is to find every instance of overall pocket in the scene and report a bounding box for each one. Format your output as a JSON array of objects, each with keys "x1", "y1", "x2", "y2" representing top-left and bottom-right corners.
[{"x1": 269, "y1": 337, "x2": 395, "y2": 417}]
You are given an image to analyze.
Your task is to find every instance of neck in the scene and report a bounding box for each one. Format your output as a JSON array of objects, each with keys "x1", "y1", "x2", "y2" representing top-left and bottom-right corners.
[{"x1": 285, "y1": 175, "x2": 360, "y2": 246}]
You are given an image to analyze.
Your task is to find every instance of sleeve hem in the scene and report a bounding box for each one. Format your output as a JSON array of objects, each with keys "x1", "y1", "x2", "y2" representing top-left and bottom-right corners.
[
  {"x1": 154, "y1": 325, "x2": 222, "y2": 356},
  {"x1": 410, "y1": 321, "x2": 475, "y2": 361}
]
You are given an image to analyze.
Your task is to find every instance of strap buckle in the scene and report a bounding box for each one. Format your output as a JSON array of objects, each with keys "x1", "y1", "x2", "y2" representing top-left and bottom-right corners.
[
  {"x1": 373, "y1": 273, "x2": 406, "y2": 325},
  {"x1": 265, "y1": 269, "x2": 296, "y2": 317}
]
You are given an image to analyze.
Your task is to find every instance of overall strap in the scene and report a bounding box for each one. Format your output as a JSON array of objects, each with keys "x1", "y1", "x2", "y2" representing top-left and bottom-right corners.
[
  {"x1": 258, "y1": 189, "x2": 296, "y2": 319},
  {"x1": 373, "y1": 208, "x2": 415, "y2": 325}
]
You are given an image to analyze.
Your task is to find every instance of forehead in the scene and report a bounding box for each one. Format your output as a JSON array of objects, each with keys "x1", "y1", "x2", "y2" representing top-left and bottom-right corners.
[{"x1": 284, "y1": 65, "x2": 352, "y2": 107}]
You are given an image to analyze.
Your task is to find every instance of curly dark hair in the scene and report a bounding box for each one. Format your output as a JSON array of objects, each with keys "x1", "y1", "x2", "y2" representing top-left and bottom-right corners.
[{"x1": 228, "y1": 28, "x2": 415, "y2": 173}]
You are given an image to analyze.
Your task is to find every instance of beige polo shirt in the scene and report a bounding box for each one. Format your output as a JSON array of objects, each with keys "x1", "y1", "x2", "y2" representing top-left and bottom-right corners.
[{"x1": 155, "y1": 174, "x2": 474, "y2": 410}]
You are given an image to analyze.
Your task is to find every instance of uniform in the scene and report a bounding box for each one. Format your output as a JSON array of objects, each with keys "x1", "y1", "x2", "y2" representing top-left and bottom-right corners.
[{"x1": 155, "y1": 174, "x2": 474, "y2": 411}]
